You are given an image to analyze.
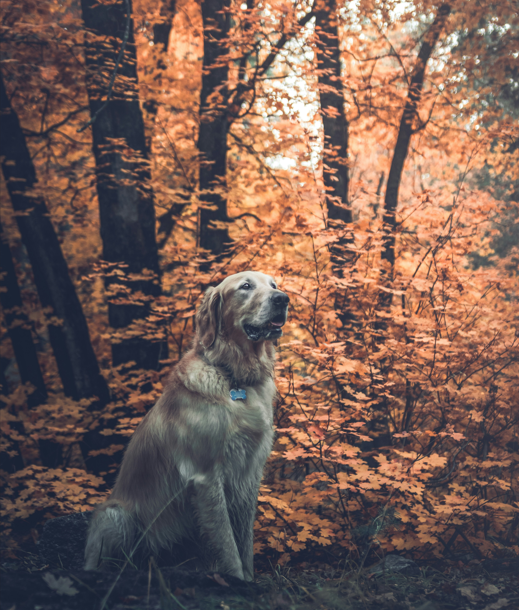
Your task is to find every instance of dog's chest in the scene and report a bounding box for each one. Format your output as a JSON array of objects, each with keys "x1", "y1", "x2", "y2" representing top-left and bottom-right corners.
[{"x1": 223, "y1": 384, "x2": 274, "y2": 476}]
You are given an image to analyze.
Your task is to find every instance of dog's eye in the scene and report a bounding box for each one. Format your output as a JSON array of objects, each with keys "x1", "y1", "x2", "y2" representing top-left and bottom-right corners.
[
  {"x1": 271, "y1": 283, "x2": 277, "y2": 289},
  {"x1": 240, "y1": 282, "x2": 251, "y2": 290}
]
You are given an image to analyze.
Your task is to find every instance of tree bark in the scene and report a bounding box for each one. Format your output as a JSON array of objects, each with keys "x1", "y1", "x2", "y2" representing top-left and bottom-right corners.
[
  {"x1": 197, "y1": 0, "x2": 232, "y2": 258},
  {"x1": 153, "y1": 0, "x2": 177, "y2": 53},
  {"x1": 381, "y1": 3, "x2": 451, "y2": 277},
  {"x1": 0, "y1": 218, "x2": 67, "y2": 468},
  {"x1": 143, "y1": 0, "x2": 178, "y2": 119},
  {"x1": 314, "y1": 0, "x2": 356, "y2": 328},
  {"x1": 80, "y1": 0, "x2": 165, "y2": 369},
  {"x1": 315, "y1": 0, "x2": 351, "y2": 231},
  {"x1": 0, "y1": 219, "x2": 31, "y2": 471},
  {"x1": 0, "y1": 218, "x2": 47, "y2": 409},
  {"x1": 0, "y1": 71, "x2": 109, "y2": 408}
]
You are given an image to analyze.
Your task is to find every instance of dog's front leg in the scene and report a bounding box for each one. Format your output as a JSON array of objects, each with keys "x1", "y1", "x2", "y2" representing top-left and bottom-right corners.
[
  {"x1": 229, "y1": 483, "x2": 258, "y2": 581},
  {"x1": 192, "y1": 475, "x2": 245, "y2": 580}
]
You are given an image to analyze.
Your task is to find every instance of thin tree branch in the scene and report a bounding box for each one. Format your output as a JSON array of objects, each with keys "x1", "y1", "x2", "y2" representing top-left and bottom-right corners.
[
  {"x1": 23, "y1": 106, "x2": 89, "y2": 137},
  {"x1": 156, "y1": 117, "x2": 195, "y2": 249},
  {"x1": 257, "y1": 7, "x2": 315, "y2": 79},
  {"x1": 228, "y1": 5, "x2": 315, "y2": 118},
  {"x1": 229, "y1": 211, "x2": 262, "y2": 222},
  {"x1": 228, "y1": 130, "x2": 291, "y2": 197}
]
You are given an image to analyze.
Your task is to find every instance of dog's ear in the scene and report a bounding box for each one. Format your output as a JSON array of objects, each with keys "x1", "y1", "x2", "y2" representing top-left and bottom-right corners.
[{"x1": 196, "y1": 287, "x2": 222, "y2": 349}]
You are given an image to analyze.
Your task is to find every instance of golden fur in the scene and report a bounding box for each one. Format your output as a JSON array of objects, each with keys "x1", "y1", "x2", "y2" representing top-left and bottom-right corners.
[{"x1": 84, "y1": 271, "x2": 289, "y2": 580}]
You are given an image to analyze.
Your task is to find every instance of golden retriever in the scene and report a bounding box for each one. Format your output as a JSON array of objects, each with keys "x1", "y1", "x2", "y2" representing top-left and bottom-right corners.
[{"x1": 84, "y1": 271, "x2": 289, "y2": 580}]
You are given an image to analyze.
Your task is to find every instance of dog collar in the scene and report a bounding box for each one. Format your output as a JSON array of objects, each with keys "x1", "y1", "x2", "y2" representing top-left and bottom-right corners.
[{"x1": 218, "y1": 364, "x2": 247, "y2": 401}]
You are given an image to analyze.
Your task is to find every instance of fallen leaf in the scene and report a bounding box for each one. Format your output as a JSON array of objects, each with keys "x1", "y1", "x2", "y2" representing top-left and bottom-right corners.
[
  {"x1": 42, "y1": 573, "x2": 79, "y2": 596},
  {"x1": 212, "y1": 573, "x2": 229, "y2": 587},
  {"x1": 483, "y1": 600, "x2": 509, "y2": 610},
  {"x1": 458, "y1": 586, "x2": 480, "y2": 602},
  {"x1": 120, "y1": 596, "x2": 140, "y2": 603},
  {"x1": 374, "y1": 592, "x2": 396, "y2": 602},
  {"x1": 481, "y1": 583, "x2": 500, "y2": 596}
]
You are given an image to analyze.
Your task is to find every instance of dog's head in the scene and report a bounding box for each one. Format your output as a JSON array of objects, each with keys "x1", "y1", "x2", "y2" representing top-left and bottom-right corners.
[{"x1": 196, "y1": 271, "x2": 289, "y2": 350}]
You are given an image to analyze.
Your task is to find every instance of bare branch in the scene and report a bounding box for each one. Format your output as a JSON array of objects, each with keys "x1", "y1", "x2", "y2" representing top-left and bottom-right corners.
[{"x1": 23, "y1": 106, "x2": 89, "y2": 137}]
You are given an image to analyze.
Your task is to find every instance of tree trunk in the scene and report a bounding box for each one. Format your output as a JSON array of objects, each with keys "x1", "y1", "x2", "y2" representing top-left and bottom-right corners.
[
  {"x1": 0, "y1": 219, "x2": 47, "y2": 409},
  {"x1": 315, "y1": 0, "x2": 351, "y2": 232},
  {"x1": 143, "y1": 0, "x2": 178, "y2": 119},
  {"x1": 0, "y1": 218, "x2": 67, "y2": 468},
  {"x1": 197, "y1": 0, "x2": 232, "y2": 259},
  {"x1": 381, "y1": 3, "x2": 451, "y2": 280},
  {"x1": 80, "y1": 0, "x2": 165, "y2": 369},
  {"x1": 0, "y1": 220, "x2": 30, "y2": 471},
  {"x1": 315, "y1": 0, "x2": 356, "y2": 328},
  {"x1": 153, "y1": 0, "x2": 177, "y2": 55},
  {"x1": 0, "y1": 71, "x2": 110, "y2": 408}
]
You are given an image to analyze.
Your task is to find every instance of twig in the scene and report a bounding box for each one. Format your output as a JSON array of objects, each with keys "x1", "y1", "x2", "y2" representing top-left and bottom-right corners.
[
  {"x1": 157, "y1": 116, "x2": 194, "y2": 189},
  {"x1": 69, "y1": 574, "x2": 100, "y2": 598},
  {"x1": 425, "y1": 444, "x2": 469, "y2": 487},
  {"x1": 77, "y1": 0, "x2": 132, "y2": 133},
  {"x1": 229, "y1": 211, "x2": 262, "y2": 223},
  {"x1": 99, "y1": 560, "x2": 128, "y2": 610},
  {"x1": 438, "y1": 529, "x2": 458, "y2": 556},
  {"x1": 264, "y1": 501, "x2": 297, "y2": 536},
  {"x1": 228, "y1": 4, "x2": 315, "y2": 121},
  {"x1": 147, "y1": 558, "x2": 152, "y2": 607},
  {"x1": 368, "y1": 17, "x2": 410, "y2": 87},
  {"x1": 154, "y1": 559, "x2": 190, "y2": 610},
  {"x1": 23, "y1": 106, "x2": 89, "y2": 137},
  {"x1": 257, "y1": 6, "x2": 315, "y2": 79},
  {"x1": 40, "y1": 87, "x2": 50, "y2": 133},
  {"x1": 457, "y1": 526, "x2": 483, "y2": 558},
  {"x1": 228, "y1": 130, "x2": 290, "y2": 198}
]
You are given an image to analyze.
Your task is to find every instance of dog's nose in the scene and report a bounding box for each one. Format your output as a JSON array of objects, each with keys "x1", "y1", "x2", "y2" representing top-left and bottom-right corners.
[{"x1": 271, "y1": 291, "x2": 289, "y2": 306}]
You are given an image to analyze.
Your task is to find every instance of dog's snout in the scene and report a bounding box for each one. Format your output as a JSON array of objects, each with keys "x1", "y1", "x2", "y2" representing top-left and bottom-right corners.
[{"x1": 271, "y1": 291, "x2": 289, "y2": 307}]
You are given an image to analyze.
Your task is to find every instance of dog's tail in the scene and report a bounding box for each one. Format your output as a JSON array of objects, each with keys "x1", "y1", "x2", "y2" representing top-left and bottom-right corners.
[{"x1": 84, "y1": 500, "x2": 136, "y2": 570}]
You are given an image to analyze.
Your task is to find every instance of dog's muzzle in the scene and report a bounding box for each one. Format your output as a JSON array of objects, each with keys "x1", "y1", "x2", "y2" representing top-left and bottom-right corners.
[{"x1": 244, "y1": 291, "x2": 289, "y2": 341}]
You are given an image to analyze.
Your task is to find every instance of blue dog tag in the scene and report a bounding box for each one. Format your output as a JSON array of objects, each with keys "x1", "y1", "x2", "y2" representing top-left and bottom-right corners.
[{"x1": 230, "y1": 388, "x2": 247, "y2": 401}]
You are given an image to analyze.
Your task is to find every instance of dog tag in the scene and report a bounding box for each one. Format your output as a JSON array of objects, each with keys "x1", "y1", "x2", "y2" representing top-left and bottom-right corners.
[{"x1": 230, "y1": 388, "x2": 247, "y2": 401}]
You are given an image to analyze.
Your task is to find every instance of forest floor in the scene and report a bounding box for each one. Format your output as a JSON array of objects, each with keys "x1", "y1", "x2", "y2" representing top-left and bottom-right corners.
[{"x1": 1, "y1": 549, "x2": 518, "y2": 610}]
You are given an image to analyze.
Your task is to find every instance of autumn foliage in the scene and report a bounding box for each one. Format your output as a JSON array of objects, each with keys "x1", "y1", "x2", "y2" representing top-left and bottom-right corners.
[{"x1": 1, "y1": 0, "x2": 518, "y2": 567}]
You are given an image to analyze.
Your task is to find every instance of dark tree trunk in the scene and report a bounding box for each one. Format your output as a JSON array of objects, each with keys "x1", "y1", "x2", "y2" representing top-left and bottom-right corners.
[
  {"x1": 197, "y1": 0, "x2": 232, "y2": 258},
  {"x1": 314, "y1": 0, "x2": 356, "y2": 328},
  {"x1": 153, "y1": 0, "x2": 177, "y2": 54},
  {"x1": 143, "y1": 0, "x2": 178, "y2": 119},
  {"x1": 0, "y1": 71, "x2": 110, "y2": 409},
  {"x1": 381, "y1": 3, "x2": 451, "y2": 281},
  {"x1": 315, "y1": 0, "x2": 351, "y2": 233},
  {"x1": 0, "y1": 222, "x2": 29, "y2": 472},
  {"x1": 0, "y1": 218, "x2": 73, "y2": 469},
  {"x1": 80, "y1": 0, "x2": 165, "y2": 369},
  {"x1": 0, "y1": 218, "x2": 47, "y2": 409}
]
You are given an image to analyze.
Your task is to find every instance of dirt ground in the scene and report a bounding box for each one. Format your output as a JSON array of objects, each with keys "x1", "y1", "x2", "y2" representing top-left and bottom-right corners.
[{"x1": 1, "y1": 550, "x2": 518, "y2": 610}]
